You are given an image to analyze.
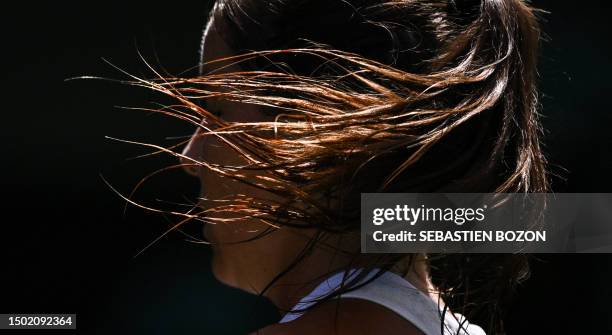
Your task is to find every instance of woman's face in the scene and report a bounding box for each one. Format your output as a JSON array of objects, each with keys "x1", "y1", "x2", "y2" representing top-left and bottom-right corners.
[{"x1": 181, "y1": 19, "x2": 316, "y2": 295}]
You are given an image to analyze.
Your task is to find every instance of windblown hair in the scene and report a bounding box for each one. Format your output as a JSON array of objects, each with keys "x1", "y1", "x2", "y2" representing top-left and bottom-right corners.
[{"x1": 127, "y1": 0, "x2": 548, "y2": 333}]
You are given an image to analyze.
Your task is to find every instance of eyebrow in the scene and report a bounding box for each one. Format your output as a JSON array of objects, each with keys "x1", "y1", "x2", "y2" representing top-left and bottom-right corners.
[{"x1": 200, "y1": 98, "x2": 222, "y2": 117}]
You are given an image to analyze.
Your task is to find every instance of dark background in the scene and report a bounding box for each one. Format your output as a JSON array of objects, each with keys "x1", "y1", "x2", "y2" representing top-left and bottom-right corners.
[{"x1": 2, "y1": 1, "x2": 611, "y2": 334}]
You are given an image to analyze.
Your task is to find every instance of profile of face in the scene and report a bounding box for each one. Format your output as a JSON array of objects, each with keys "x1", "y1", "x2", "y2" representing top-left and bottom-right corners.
[
  {"x1": 149, "y1": 1, "x2": 548, "y2": 332},
  {"x1": 180, "y1": 18, "x2": 352, "y2": 297}
]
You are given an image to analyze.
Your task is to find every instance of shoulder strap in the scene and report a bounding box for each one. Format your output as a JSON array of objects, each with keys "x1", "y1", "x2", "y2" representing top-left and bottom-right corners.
[
  {"x1": 341, "y1": 271, "x2": 485, "y2": 335},
  {"x1": 279, "y1": 269, "x2": 486, "y2": 335}
]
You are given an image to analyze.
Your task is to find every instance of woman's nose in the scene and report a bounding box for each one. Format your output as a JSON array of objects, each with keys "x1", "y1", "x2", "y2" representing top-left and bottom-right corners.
[{"x1": 181, "y1": 129, "x2": 203, "y2": 177}]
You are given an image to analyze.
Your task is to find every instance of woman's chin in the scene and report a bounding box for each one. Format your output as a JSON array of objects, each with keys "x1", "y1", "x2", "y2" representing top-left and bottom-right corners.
[{"x1": 210, "y1": 253, "x2": 248, "y2": 292}]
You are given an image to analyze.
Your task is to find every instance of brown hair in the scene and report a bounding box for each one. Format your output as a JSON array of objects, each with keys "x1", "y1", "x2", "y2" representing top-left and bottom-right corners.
[{"x1": 124, "y1": 0, "x2": 548, "y2": 333}]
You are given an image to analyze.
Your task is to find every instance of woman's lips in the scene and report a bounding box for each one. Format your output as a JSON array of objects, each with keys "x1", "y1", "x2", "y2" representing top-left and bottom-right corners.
[{"x1": 203, "y1": 222, "x2": 218, "y2": 246}]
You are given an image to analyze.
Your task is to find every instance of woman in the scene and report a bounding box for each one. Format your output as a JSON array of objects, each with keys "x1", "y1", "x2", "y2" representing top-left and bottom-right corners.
[{"x1": 134, "y1": 0, "x2": 548, "y2": 334}]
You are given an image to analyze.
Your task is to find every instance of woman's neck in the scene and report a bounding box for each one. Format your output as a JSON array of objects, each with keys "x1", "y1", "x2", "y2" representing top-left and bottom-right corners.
[
  {"x1": 264, "y1": 240, "x2": 355, "y2": 313},
  {"x1": 264, "y1": 240, "x2": 437, "y2": 314}
]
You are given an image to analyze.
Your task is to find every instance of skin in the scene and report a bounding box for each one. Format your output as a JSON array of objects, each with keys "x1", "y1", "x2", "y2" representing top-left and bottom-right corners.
[{"x1": 181, "y1": 12, "x2": 436, "y2": 335}]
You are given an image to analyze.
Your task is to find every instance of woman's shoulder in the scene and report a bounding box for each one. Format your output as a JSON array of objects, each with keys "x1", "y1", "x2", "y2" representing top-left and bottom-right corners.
[{"x1": 252, "y1": 297, "x2": 425, "y2": 335}]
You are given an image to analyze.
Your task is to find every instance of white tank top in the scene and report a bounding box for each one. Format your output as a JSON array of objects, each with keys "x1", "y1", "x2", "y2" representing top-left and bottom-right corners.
[{"x1": 279, "y1": 269, "x2": 486, "y2": 335}]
